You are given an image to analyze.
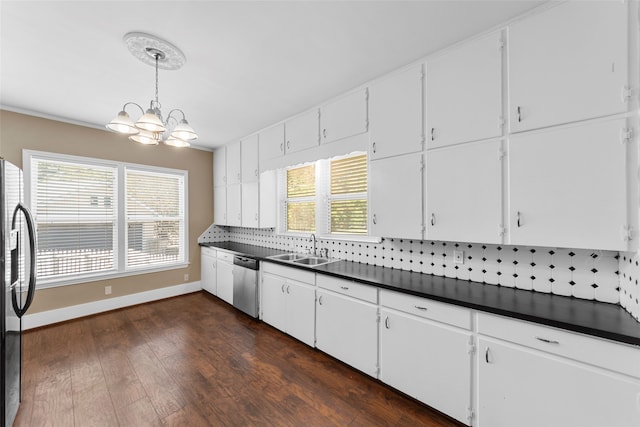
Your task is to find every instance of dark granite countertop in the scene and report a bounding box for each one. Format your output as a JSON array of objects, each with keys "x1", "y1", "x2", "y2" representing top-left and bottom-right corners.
[{"x1": 200, "y1": 241, "x2": 640, "y2": 347}]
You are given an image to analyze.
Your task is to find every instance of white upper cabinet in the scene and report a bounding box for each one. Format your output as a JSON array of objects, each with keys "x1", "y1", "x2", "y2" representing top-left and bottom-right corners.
[
  {"x1": 213, "y1": 147, "x2": 226, "y2": 187},
  {"x1": 213, "y1": 186, "x2": 227, "y2": 226},
  {"x1": 285, "y1": 109, "x2": 319, "y2": 154},
  {"x1": 508, "y1": 119, "x2": 629, "y2": 251},
  {"x1": 241, "y1": 182, "x2": 259, "y2": 228},
  {"x1": 427, "y1": 140, "x2": 503, "y2": 244},
  {"x1": 226, "y1": 141, "x2": 242, "y2": 185},
  {"x1": 508, "y1": 1, "x2": 628, "y2": 132},
  {"x1": 320, "y1": 88, "x2": 368, "y2": 144},
  {"x1": 369, "y1": 64, "x2": 424, "y2": 160},
  {"x1": 226, "y1": 183, "x2": 242, "y2": 227},
  {"x1": 370, "y1": 153, "x2": 423, "y2": 240},
  {"x1": 427, "y1": 31, "x2": 503, "y2": 148},
  {"x1": 241, "y1": 134, "x2": 259, "y2": 183},
  {"x1": 259, "y1": 170, "x2": 277, "y2": 228},
  {"x1": 259, "y1": 123, "x2": 285, "y2": 163}
]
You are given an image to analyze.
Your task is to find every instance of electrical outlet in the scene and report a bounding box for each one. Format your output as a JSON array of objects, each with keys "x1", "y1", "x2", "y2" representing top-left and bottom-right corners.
[
  {"x1": 453, "y1": 250, "x2": 464, "y2": 264},
  {"x1": 105, "y1": 285, "x2": 112, "y2": 295},
  {"x1": 184, "y1": 273, "x2": 189, "y2": 282}
]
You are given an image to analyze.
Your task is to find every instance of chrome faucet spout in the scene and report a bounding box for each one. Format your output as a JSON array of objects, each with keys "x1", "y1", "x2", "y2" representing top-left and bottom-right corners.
[{"x1": 310, "y1": 233, "x2": 317, "y2": 256}]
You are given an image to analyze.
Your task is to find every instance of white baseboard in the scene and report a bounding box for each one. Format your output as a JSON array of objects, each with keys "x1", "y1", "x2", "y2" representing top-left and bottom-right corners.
[{"x1": 22, "y1": 281, "x2": 201, "y2": 330}]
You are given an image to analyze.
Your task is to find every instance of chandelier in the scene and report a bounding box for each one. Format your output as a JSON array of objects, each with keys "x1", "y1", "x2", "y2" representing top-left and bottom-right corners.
[{"x1": 106, "y1": 32, "x2": 198, "y2": 147}]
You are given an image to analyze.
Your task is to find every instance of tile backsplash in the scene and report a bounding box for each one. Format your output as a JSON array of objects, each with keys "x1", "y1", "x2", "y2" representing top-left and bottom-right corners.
[{"x1": 199, "y1": 225, "x2": 633, "y2": 315}]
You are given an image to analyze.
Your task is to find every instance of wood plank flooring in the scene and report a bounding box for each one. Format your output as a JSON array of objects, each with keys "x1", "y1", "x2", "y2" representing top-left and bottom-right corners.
[{"x1": 15, "y1": 291, "x2": 464, "y2": 427}]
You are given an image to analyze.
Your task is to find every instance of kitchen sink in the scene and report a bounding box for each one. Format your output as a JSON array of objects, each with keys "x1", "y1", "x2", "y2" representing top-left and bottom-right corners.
[
  {"x1": 292, "y1": 256, "x2": 331, "y2": 266},
  {"x1": 269, "y1": 253, "x2": 308, "y2": 261},
  {"x1": 267, "y1": 253, "x2": 338, "y2": 267}
]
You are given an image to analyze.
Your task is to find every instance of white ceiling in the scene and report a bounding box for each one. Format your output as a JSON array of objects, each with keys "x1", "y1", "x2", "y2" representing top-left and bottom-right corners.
[{"x1": 0, "y1": 0, "x2": 544, "y2": 151}]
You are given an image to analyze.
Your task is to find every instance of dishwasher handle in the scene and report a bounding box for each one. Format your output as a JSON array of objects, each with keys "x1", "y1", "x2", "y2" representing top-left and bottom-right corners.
[{"x1": 233, "y1": 255, "x2": 259, "y2": 270}]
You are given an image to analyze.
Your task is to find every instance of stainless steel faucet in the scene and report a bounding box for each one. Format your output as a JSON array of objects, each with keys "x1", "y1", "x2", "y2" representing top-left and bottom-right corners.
[{"x1": 309, "y1": 233, "x2": 317, "y2": 256}]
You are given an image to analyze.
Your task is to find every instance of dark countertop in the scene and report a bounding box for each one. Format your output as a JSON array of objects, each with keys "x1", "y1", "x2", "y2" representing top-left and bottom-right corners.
[{"x1": 200, "y1": 241, "x2": 640, "y2": 347}]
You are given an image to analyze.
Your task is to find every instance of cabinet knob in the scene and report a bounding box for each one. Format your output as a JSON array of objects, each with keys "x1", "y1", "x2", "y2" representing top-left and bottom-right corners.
[
  {"x1": 516, "y1": 211, "x2": 522, "y2": 228},
  {"x1": 280, "y1": 142, "x2": 284, "y2": 152},
  {"x1": 323, "y1": 128, "x2": 327, "y2": 139},
  {"x1": 516, "y1": 106, "x2": 522, "y2": 123},
  {"x1": 318, "y1": 295, "x2": 323, "y2": 305},
  {"x1": 430, "y1": 213, "x2": 435, "y2": 227},
  {"x1": 255, "y1": 169, "x2": 258, "y2": 177},
  {"x1": 372, "y1": 142, "x2": 376, "y2": 154},
  {"x1": 384, "y1": 316, "x2": 390, "y2": 329},
  {"x1": 281, "y1": 284, "x2": 286, "y2": 293},
  {"x1": 430, "y1": 127, "x2": 435, "y2": 141},
  {"x1": 286, "y1": 285, "x2": 291, "y2": 294},
  {"x1": 372, "y1": 214, "x2": 377, "y2": 225},
  {"x1": 287, "y1": 140, "x2": 291, "y2": 150},
  {"x1": 485, "y1": 347, "x2": 492, "y2": 364}
]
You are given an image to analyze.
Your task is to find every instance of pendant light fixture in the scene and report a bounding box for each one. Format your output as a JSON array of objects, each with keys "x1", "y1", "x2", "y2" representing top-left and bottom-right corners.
[{"x1": 106, "y1": 32, "x2": 198, "y2": 147}]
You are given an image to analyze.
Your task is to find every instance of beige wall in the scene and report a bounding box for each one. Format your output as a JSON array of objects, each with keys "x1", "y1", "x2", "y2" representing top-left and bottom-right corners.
[{"x1": 0, "y1": 110, "x2": 213, "y2": 313}]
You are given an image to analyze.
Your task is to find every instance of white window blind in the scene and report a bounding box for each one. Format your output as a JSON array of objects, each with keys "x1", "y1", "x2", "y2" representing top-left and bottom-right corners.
[
  {"x1": 126, "y1": 169, "x2": 185, "y2": 268},
  {"x1": 286, "y1": 164, "x2": 316, "y2": 232},
  {"x1": 31, "y1": 157, "x2": 117, "y2": 280},
  {"x1": 329, "y1": 154, "x2": 367, "y2": 235},
  {"x1": 26, "y1": 151, "x2": 188, "y2": 287}
]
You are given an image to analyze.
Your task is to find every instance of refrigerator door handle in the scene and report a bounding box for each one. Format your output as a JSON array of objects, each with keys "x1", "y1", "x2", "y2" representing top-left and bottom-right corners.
[{"x1": 11, "y1": 203, "x2": 37, "y2": 318}]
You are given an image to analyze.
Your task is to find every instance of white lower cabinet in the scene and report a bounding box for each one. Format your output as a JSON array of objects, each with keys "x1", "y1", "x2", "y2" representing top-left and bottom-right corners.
[
  {"x1": 477, "y1": 314, "x2": 640, "y2": 427},
  {"x1": 201, "y1": 247, "x2": 217, "y2": 295},
  {"x1": 216, "y1": 251, "x2": 234, "y2": 305},
  {"x1": 261, "y1": 264, "x2": 316, "y2": 347},
  {"x1": 379, "y1": 291, "x2": 473, "y2": 425},
  {"x1": 315, "y1": 277, "x2": 378, "y2": 377}
]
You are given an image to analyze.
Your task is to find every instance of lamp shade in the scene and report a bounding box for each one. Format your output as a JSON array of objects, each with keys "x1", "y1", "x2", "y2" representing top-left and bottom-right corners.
[
  {"x1": 106, "y1": 111, "x2": 139, "y2": 135},
  {"x1": 165, "y1": 136, "x2": 190, "y2": 147},
  {"x1": 170, "y1": 119, "x2": 198, "y2": 140},
  {"x1": 135, "y1": 109, "x2": 166, "y2": 133},
  {"x1": 129, "y1": 129, "x2": 159, "y2": 145}
]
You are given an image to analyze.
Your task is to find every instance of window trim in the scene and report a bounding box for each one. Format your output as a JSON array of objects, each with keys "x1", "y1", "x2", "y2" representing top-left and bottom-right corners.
[{"x1": 23, "y1": 150, "x2": 189, "y2": 289}]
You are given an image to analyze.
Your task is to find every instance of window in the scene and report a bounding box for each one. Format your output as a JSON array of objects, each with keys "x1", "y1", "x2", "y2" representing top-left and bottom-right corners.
[
  {"x1": 25, "y1": 151, "x2": 188, "y2": 287},
  {"x1": 281, "y1": 152, "x2": 368, "y2": 237}
]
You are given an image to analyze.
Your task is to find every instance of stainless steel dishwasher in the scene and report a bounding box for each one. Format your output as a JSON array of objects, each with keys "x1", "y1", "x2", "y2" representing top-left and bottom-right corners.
[{"x1": 232, "y1": 255, "x2": 259, "y2": 317}]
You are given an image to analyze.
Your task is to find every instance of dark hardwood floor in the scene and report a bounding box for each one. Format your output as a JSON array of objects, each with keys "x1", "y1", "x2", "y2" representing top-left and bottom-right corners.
[{"x1": 15, "y1": 291, "x2": 464, "y2": 426}]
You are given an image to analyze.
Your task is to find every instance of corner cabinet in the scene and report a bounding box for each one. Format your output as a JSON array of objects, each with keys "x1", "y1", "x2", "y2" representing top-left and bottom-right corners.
[
  {"x1": 508, "y1": 1, "x2": 628, "y2": 132},
  {"x1": 379, "y1": 290, "x2": 473, "y2": 426},
  {"x1": 369, "y1": 64, "x2": 424, "y2": 160},
  {"x1": 261, "y1": 263, "x2": 316, "y2": 347},
  {"x1": 477, "y1": 313, "x2": 640, "y2": 427},
  {"x1": 320, "y1": 88, "x2": 368, "y2": 144},
  {"x1": 426, "y1": 31, "x2": 503, "y2": 148},
  {"x1": 315, "y1": 275, "x2": 378, "y2": 377},
  {"x1": 508, "y1": 119, "x2": 629, "y2": 251}
]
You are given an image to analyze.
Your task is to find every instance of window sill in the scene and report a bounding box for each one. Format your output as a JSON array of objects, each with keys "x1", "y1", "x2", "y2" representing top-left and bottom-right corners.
[
  {"x1": 35, "y1": 262, "x2": 190, "y2": 290},
  {"x1": 278, "y1": 232, "x2": 382, "y2": 244}
]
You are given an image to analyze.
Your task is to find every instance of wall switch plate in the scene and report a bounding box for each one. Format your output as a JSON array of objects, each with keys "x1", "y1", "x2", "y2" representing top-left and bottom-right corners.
[
  {"x1": 453, "y1": 250, "x2": 464, "y2": 264},
  {"x1": 105, "y1": 285, "x2": 112, "y2": 295}
]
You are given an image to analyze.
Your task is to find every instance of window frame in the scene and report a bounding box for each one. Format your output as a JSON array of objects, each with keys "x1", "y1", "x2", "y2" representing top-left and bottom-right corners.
[{"x1": 24, "y1": 150, "x2": 189, "y2": 289}]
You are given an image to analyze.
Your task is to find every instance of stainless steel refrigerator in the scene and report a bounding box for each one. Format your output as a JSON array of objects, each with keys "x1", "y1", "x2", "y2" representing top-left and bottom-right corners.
[{"x1": 1, "y1": 159, "x2": 36, "y2": 426}]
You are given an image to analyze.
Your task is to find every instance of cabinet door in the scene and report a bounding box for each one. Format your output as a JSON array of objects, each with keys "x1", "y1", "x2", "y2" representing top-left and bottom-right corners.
[
  {"x1": 213, "y1": 147, "x2": 226, "y2": 187},
  {"x1": 320, "y1": 88, "x2": 368, "y2": 144},
  {"x1": 241, "y1": 134, "x2": 259, "y2": 183},
  {"x1": 261, "y1": 273, "x2": 286, "y2": 331},
  {"x1": 213, "y1": 186, "x2": 227, "y2": 226},
  {"x1": 508, "y1": 1, "x2": 628, "y2": 132},
  {"x1": 259, "y1": 123, "x2": 285, "y2": 162},
  {"x1": 477, "y1": 338, "x2": 640, "y2": 427},
  {"x1": 316, "y1": 289, "x2": 378, "y2": 377},
  {"x1": 369, "y1": 64, "x2": 423, "y2": 160},
  {"x1": 259, "y1": 170, "x2": 277, "y2": 228},
  {"x1": 369, "y1": 153, "x2": 423, "y2": 240},
  {"x1": 285, "y1": 280, "x2": 316, "y2": 347},
  {"x1": 201, "y1": 254, "x2": 217, "y2": 295},
  {"x1": 285, "y1": 109, "x2": 319, "y2": 154},
  {"x1": 226, "y1": 141, "x2": 242, "y2": 185},
  {"x1": 380, "y1": 309, "x2": 472, "y2": 425},
  {"x1": 216, "y1": 260, "x2": 234, "y2": 305},
  {"x1": 427, "y1": 32, "x2": 502, "y2": 148},
  {"x1": 508, "y1": 119, "x2": 628, "y2": 251},
  {"x1": 427, "y1": 140, "x2": 502, "y2": 244},
  {"x1": 241, "y1": 182, "x2": 259, "y2": 228},
  {"x1": 226, "y1": 183, "x2": 242, "y2": 227}
]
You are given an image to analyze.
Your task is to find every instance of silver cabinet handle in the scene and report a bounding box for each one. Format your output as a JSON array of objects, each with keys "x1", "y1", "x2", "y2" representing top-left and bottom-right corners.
[
  {"x1": 414, "y1": 305, "x2": 428, "y2": 311},
  {"x1": 323, "y1": 128, "x2": 327, "y2": 139},
  {"x1": 281, "y1": 284, "x2": 285, "y2": 293},
  {"x1": 255, "y1": 213, "x2": 258, "y2": 221},
  {"x1": 255, "y1": 169, "x2": 258, "y2": 177},
  {"x1": 286, "y1": 285, "x2": 291, "y2": 294},
  {"x1": 318, "y1": 295, "x2": 323, "y2": 305},
  {"x1": 280, "y1": 142, "x2": 284, "y2": 152},
  {"x1": 430, "y1": 213, "x2": 435, "y2": 227},
  {"x1": 485, "y1": 347, "x2": 491, "y2": 363},
  {"x1": 430, "y1": 127, "x2": 435, "y2": 141},
  {"x1": 535, "y1": 336, "x2": 560, "y2": 345},
  {"x1": 384, "y1": 316, "x2": 390, "y2": 329},
  {"x1": 372, "y1": 214, "x2": 377, "y2": 225},
  {"x1": 372, "y1": 142, "x2": 376, "y2": 154},
  {"x1": 516, "y1": 211, "x2": 521, "y2": 228},
  {"x1": 287, "y1": 140, "x2": 291, "y2": 149},
  {"x1": 340, "y1": 286, "x2": 349, "y2": 290},
  {"x1": 517, "y1": 106, "x2": 522, "y2": 123}
]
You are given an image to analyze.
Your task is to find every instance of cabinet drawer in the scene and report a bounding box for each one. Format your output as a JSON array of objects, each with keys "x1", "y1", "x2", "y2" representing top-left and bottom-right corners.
[
  {"x1": 216, "y1": 250, "x2": 233, "y2": 262},
  {"x1": 317, "y1": 275, "x2": 377, "y2": 304},
  {"x1": 261, "y1": 262, "x2": 315, "y2": 285},
  {"x1": 201, "y1": 246, "x2": 216, "y2": 258},
  {"x1": 477, "y1": 313, "x2": 640, "y2": 378},
  {"x1": 380, "y1": 290, "x2": 471, "y2": 330}
]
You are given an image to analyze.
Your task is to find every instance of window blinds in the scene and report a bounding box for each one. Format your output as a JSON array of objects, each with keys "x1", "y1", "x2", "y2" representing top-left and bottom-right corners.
[
  {"x1": 330, "y1": 154, "x2": 367, "y2": 235},
  {"x1": 286, "y1": 164, "x2": 316, "y2": 232}
]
